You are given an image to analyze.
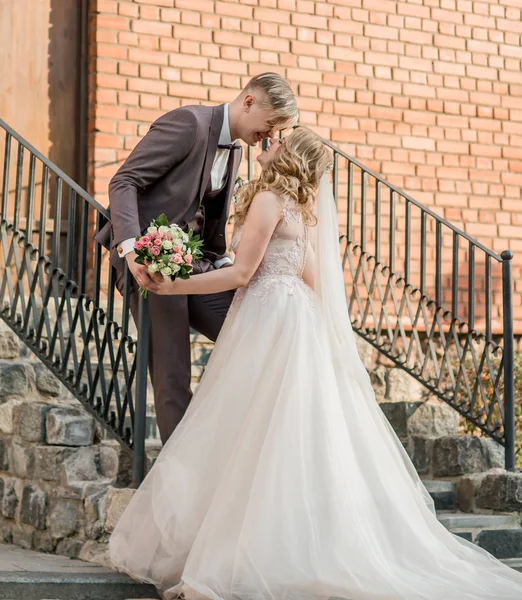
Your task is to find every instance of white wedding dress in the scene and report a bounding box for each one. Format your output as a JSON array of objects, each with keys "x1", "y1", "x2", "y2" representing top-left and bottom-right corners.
[{"x1": 110, "y1": 178, "x2": 522, "y2": 600}]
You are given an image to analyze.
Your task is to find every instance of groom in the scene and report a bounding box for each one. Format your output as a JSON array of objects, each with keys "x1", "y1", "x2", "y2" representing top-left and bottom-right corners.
[{"x1": 96, "y1": 73, "x2": 298, "y2": 444}]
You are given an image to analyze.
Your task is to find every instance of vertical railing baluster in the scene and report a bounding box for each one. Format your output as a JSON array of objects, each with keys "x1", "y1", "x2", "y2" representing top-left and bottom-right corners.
[
  {"x1": 333, "y1": 152, "x2": 338, "y2": 205},
  {"x1": 468, "y1": 242, "x2": 475, "y2": 330},
  {"x1": 107, "y1": 265, "x2": 116, "y2": 323},
  {"x1": 420, "y1": 210, "x2": 426, "y2": 295},
  {"x1": 247, "y1": 145, "x2": 252, "y2": 181},
  {"x1": 39, "y1": 165, "x2": 49, "y2": 256},
  {"x1": 132, "y1": 294, "x2": 149, "y2": 487},
  {"x1": 52, "y1": 177, "x2": 63, "y2": 269},
  {"x1": 485, "y1": 254, "x2": 492, "y2": 342},
  {"x1": 435, "y1": 221, "x2": 442, "y2": 307},
  {"x1": 452, "y1": 232, "x2": 459, "y2": 319},
  {"x1": 389, "y1": 189, "x2": 395, "y2": 274},
  {"x1": 66, "y1": 189, "x2": 77, "y2": 280},
  {"x1": 1, "y1": 133, "x2": 12, "y2": 217},
  {"x1": 93, "y1": 213, "x2": 103, "y2": 308},
  {"x1": 121, "y1": 265, "x2": 131, "y2": 338},
  {"x1": 360, "y1": 170, "x2": 366, "y2": 253},
  {"x1": 347, "y1": 161, "x2": 353, "y2": 241},
  {"x1": 375, "y1": 181, "x2": 380, "y2": 264},
  {"x1": 14, "y1": 144, "x2": 24, "y2": 231},
  {"x1": 404, "y1": 199, "x2": 411, "y2": 283},
  {"x1": 25, "y1": 154, "x2": 36, "y2": 245},
  {"x1": 501, "y1": 250, "x2": 515, "y2": 471},
  {"x1": 79, "y1": 201, "x2": 89, "y2": 295}
]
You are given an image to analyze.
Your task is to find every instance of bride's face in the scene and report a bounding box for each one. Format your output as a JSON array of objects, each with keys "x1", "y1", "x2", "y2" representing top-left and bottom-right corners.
[{"x1": 257, "y1": 137, "x2": 285, "y2": 170}]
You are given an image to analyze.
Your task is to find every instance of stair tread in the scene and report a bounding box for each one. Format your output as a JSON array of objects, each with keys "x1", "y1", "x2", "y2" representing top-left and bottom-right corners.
[
  {"x1": 423, "y1": 480, "x2": 457, "y2": 493},
  {"x1": 437, "y1": 512, "x2": 521, "y2": 529}
]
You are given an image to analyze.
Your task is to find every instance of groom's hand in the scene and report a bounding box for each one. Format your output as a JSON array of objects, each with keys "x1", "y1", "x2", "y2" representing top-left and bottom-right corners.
[{"x1": 125, "y1": 252, "x2": 161, "y2": 294}]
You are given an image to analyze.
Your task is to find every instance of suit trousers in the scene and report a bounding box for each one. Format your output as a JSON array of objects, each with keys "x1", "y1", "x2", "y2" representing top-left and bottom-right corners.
[{"x1": 116, "y1": 271, "x2": 234, "y2": 444}]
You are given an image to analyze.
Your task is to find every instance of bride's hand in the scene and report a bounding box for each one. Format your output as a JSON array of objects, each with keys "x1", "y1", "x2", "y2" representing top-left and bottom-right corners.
[{"x1": 152, "y1": 274, "x2": 181, "y2": 295}]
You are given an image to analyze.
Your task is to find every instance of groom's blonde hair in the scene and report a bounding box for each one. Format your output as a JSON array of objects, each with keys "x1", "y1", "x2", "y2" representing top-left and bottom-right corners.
[{"x1": 244, "y1": 73, "x2": 298, "y2": 128}]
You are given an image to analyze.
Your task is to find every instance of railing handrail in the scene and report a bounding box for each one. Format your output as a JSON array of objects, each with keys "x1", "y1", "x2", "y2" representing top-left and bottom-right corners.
[
  {"x1": 303, "y1": 127, "x2": 503, "y2": 263},
  {"x1": 0, "y1": 118, "x2": 109, "y2": 219}
]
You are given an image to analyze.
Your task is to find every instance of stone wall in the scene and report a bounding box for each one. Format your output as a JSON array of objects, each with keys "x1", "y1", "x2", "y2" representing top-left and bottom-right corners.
[{"x1": 0, "y1": 325, "x2": 131, "y2": 563}]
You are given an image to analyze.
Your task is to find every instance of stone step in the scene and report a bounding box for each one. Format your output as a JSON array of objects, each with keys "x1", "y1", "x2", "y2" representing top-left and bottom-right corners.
[
  {"x1": 437, "y1": 511, "x2": 521, "y2": 531},
  {"x1": 424, "y1": 479, "x2": 457, "y2": 510},
  {"x1": 437, "y1": 511, "x2": 522, "y2": 560},
  {"x1": 0, "y1": 544, "x2": 159, "y2": 600}
]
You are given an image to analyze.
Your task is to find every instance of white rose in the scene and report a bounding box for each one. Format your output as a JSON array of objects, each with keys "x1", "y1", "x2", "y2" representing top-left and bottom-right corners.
[
  {"x1": 158, "y1": 225, "x2": 170, "y2": 234},
  {"x1": 170, "y1": 263, "x2": 181, "y2": 274},
  {"x1": 162, "y1": 240, "x2": 173, "y2": 250},
  {"x1": 147, "y1": 226, "x2": 158, "y2": 234},
  {"x1": 148, "y1": 262, "x2": 159, "y2": 273},
  {"x1": 160, "y1": 266, "x2": 172, "y2": 276},
  {"x1": 170, "y1": 226, "x2": 182, "y2": 236},
  {"x1": 182, "y1": 232, "x2": 189, "y2": 242}
]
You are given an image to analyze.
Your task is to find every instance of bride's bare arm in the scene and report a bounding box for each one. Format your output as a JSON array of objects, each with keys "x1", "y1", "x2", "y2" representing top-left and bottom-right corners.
[{"x1": 154, "y1": 191, "x2": 282, "y2": 295}]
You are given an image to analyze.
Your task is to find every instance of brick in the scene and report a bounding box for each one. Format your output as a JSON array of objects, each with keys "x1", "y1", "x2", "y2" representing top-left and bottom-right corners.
[
  {"x1": 128, "y1": 48, "x2": 169, "y2": 65},
  {"x1": 96, "y1": 14, "x2": 129, "y2": 31},
  {"x1": 174, "y1": 24, "x2": 212, "y2": 42},
  {"x1": 255, "y1": 7, "x2": 291, "y2": 23},
  {"x1": 291, "y1": 13, "x2": 328, "y2": 29},
  {"x1": 214, "y1": 30, "x2": 252, "y2": 47},
  {"x1": 253, "y1": 37, "x2": 290, "y2": 52},
  {"x1": 131, "y1": 19, "x2": 172, "y2": 36},
  {"x1": 209, "y1": 59, "x2": 248, "y2": 75},
  {"x1": 291, "y1": 40, "x2": 328, "y2": 57},
  {"x1": 215, "y1": 1, "x2": 253, "y2": 19}
]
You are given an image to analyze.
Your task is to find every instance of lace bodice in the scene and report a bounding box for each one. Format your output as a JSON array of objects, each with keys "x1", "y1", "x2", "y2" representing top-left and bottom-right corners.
[{"x1": 230, "y1": 200, "x2": 313, "y2": 308}]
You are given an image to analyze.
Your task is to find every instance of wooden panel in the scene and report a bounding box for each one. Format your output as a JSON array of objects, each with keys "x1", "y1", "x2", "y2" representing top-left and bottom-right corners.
[{"x1": 0, "y1": 0, "x2": 80, "y2": 179}]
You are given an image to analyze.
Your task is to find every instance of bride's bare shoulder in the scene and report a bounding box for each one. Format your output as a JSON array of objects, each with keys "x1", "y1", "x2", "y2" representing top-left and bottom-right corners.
[{"x1": 251, "y1": 190, "x2": 285, "y2": 215}]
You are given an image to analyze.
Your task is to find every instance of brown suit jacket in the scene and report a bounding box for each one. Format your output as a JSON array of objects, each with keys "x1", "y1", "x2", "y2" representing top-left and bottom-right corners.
[{"x1": 94, "y1": 104, "x2": 242, "y2": 270}]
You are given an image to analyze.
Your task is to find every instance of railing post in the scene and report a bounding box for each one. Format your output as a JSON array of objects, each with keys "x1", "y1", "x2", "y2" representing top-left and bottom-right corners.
[
  {"x1": 501, "y1": 250, "x2": 516, "y2": 471},
  {"x1": 132, "y1": 293, "x2": 150, "y2": 487}
]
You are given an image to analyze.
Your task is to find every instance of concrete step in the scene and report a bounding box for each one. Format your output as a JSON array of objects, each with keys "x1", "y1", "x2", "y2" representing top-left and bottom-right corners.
[
  {"x1": 437, "y1": 511, "x2": 522, "y2": 560},
  {"x1": 424, "y1": 479, "x2": 457, "y2": 510},
  {"x1": 437, "y1": 511, "x2": 521, "y2": 531},
  {"x1": 0, "y1": 544, "x2": 159, "y2": 600}
]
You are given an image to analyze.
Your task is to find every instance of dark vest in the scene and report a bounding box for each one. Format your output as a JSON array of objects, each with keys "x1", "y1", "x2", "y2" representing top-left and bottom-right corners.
[{"x1": 187, "y1": 154, "x2": 231, "y2": 237}]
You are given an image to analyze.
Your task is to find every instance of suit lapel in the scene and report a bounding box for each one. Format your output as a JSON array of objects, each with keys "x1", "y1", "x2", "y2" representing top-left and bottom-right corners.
[{"x1": 198, "y1": 104, "x2": 225, "y2": 202}]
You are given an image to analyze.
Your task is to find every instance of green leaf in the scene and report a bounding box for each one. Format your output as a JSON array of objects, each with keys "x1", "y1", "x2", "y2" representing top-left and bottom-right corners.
[
  {"x1": 156, "y1": 213, "x2": 170, "y2": 227},
  {"x1": 135, "y1": 256, "x2": 145, "y2": 265}
]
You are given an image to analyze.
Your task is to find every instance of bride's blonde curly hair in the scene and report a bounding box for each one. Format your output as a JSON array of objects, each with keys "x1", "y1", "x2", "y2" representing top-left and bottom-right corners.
[{"x1": 235, "y1": 128, "x2": 332, "y2": 225}]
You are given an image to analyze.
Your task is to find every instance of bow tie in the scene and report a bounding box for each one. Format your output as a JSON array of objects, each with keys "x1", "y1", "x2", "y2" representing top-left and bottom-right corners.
[{"x1": 218, "y1": 143, "x2": 239, "y2": 150}]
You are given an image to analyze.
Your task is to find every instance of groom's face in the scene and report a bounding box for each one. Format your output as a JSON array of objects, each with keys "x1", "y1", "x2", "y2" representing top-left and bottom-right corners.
[{"x1": 238, "y1": 95, "x2": 282, "y2": 147}]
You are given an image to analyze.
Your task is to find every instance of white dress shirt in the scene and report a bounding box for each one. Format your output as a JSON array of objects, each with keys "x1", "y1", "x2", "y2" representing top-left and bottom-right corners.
[{"x1": 117, "y1": 104, "x2": 236, "y2": 263}]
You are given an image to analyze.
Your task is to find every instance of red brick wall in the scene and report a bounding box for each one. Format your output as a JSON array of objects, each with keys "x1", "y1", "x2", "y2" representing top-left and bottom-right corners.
[{"x1": 88, "y1": 0, "x2": 522, "y2": 327}]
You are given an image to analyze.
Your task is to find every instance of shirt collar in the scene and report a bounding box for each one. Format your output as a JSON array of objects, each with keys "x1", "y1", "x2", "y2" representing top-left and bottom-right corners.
[{"x1": 219, "y1": 104, "x2": 236, "y2": 146}]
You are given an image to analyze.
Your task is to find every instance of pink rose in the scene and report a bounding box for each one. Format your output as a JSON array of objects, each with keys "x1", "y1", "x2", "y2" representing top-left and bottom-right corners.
[
  {"x1": 134, "y1": 242, "x2": 143, "y2": 250},
  {"x1": 140, "y1": 236, "x2": 149, "y2": 245},
  {"x1": 147, "y1": 242, "x2": 153, "y2": 248},
  {"x1": 164, "y1": 233, "x2": 172, "y2": 240},
  {"x1": 173, "y1": 245, "x2": 182, "y2": 253},
  {"x1": 173, "y1": 253, "x2": 183, "y2": 264},
  {"x1": 184, "y1": 254, "x2": 193, "y2": 264},
  {"x1": 154, "y1": 238, "x2": 162, "y2": 246},
  {"x1": 151, "y1": 246, "x2": 160, "y2": 256}
]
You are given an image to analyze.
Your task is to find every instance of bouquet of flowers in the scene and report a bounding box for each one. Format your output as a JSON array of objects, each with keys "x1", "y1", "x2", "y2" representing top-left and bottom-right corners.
[{"x1": 133, "y1": 214, "x2": 203, "y2": 298}]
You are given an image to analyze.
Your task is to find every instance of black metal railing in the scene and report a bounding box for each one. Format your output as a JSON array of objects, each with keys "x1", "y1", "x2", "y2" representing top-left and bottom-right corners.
[
  {"x1": 1, "y1": 117, "x2": 516, "y2": 484},
  {"x1": 0, "y1": 119, "x2": 149, "y2": 485}
]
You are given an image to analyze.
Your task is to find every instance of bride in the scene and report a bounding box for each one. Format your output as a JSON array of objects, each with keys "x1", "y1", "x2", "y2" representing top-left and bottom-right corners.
[{"x1": 110, "y1": 128, "x2": 522, "y2": 599}]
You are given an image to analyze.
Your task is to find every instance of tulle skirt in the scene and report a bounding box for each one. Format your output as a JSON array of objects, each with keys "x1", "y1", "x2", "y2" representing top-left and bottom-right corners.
[{"x1": 110, "y1": 278, "x2": 522, "y2": 599}]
